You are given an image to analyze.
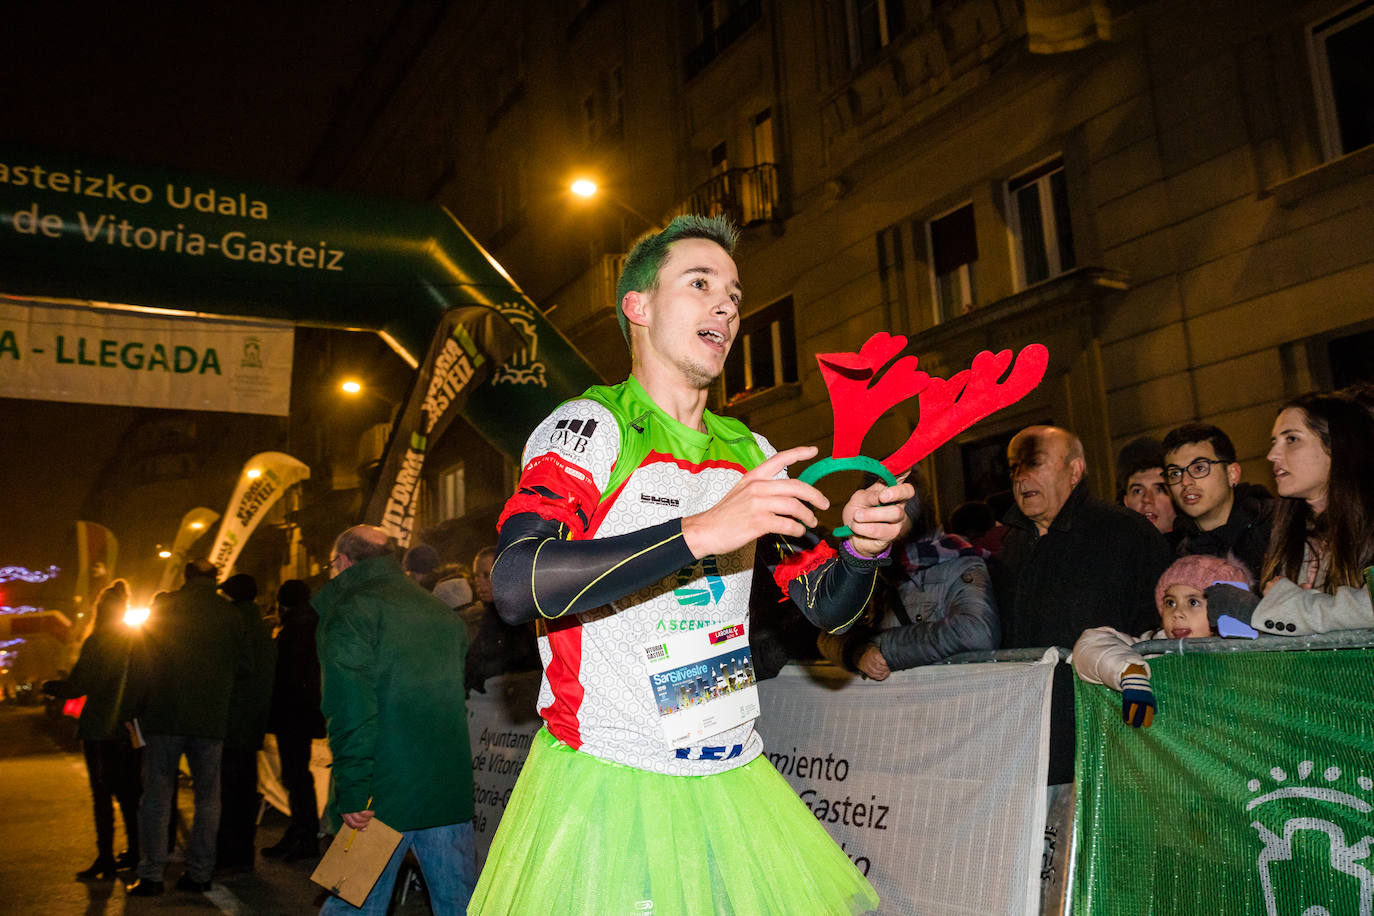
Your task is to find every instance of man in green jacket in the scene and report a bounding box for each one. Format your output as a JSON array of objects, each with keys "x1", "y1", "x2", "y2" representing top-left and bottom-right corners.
[
  {"x1": 315, "y1": 525, "x2": 475, "y2": 915},
  {"x1": 127, "y1": 559, "x2": 250, "y2": 897}
]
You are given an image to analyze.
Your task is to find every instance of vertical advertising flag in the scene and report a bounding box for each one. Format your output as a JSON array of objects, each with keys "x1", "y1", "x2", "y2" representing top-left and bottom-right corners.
[
  {"x1": 1073, "y1": 647, "x2": 1374, "y2": 916},
  {"x1": 73, "y1": 520, "x2": 117, "y2": 610},
  {"x1": 208, "y1": 453, "x2": 309, "y2": 575},
  {"x1": 155, "y1": 507, "x2": 221, "y2": 593},
  {"x1": 364, "y1": 305, "x2": 526, "y2": 547}
]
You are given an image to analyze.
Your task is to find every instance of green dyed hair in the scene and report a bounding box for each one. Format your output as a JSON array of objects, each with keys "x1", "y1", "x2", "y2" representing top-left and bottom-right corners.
[{"x1": 614, "y1": 214, "x2": 740, "y2": 349}]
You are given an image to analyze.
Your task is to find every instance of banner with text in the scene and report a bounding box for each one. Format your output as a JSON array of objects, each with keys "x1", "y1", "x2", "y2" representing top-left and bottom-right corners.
[
  {"x1": 207, "y1": 452, "x2": 310, "y2": 574},
  {"x1": 465, "y1": 658, "x2": 1057, "y2": 914},
  {"x1": 0, "y1": 299, "x2": 292, "y2": 415},
  {"x1": 364, "y1": 305, "x2": 525, "y2": 546},
  {"x1": 466, "y1": 672, "x2": 544, "y2": 866},
  {"x1": 759, "y1": 657, "x2": 1056, "y2": 916},
  {"x1": 1073, "y1": 648, "x2": 1374, "y2": 916}
]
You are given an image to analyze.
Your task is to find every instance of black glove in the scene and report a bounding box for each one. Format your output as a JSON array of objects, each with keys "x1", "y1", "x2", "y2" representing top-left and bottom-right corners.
[{"x1": 1203, "y1": 584, "x2": 1260, "y2": 629}]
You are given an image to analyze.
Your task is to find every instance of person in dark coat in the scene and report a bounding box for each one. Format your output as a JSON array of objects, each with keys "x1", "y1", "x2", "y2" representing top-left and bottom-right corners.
[
  {"x1": 126, "y1": 558, "x2": 250, "y2": 897},
  {"x1": 819, "y1": 476, "x2": 999, "y2": 678},
  {"x1": 215, "y1": 574, "x2": 277, "y2": 873},
  {"x1": 992, "y1": 426, "x2": 1173, "y2": 785},
  {"x1": 1161, "y1": 422, "x2": 1274, "y2": 577},
  {"x1": 460, "y1": 546, "x2": 540, "y2": 694},
  {"x1": 43, "y1": 579, "x2": 143, "y2": 879},
  {"x1": 261, "y1": 579, "x2": 326, "y2": 861}
]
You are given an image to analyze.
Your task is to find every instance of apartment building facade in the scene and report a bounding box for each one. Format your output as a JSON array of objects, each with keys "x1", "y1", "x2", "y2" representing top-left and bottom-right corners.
[{"x1": 310, "y1": 0, "x2": 1374, "y2": 531}]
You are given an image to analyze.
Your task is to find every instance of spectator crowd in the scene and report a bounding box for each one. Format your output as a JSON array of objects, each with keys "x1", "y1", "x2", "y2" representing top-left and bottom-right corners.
[{"x1": 38, "y1": 382, "x2": 1374, "y2": 912}]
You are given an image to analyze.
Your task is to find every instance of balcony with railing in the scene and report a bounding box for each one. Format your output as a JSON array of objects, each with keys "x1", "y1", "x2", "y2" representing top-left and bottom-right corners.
[{"x1": 668, "y1": 163, "x2": 780, "y2": 228}]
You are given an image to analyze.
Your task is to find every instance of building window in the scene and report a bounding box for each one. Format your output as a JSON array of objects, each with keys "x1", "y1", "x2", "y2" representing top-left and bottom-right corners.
[
  {"x1": 1008, "y1": 158, "x2": 1075, "y2": 289},
  {"x1": 608, "y1": 64, "x2": 625, "y2": 129},
  {"x1": 724, "y1": 296, "x2": 797, "y2": 402},
  {"x1": 438, "y1": 463, "x2": 466, "y2": 521},
  {"x1": 1309, "y1": 0, "x2": 1374, "y2": 160},
  {"x1": 927, "y1": 202, "x2": 978, "y2": 321},
  {"x1": 710, "y1": 141, "x2": 729, "y2": 176},
  {"x1": 846, "y1": 0, "x2": 905, "y2": 69},
  {"x1": 752, "y1": 109, "x2": 775, "y2": 165},
  {"x1": 582, "y1": 93, "x2": 597, "y2": 144}
]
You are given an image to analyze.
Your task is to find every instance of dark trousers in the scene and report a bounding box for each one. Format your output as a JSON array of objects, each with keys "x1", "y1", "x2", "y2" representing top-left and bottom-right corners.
[
  {"x1": 82, "y1": 738, "x2": 142, "y2": 859},
  {"x1": 216, "y1": 747, "x2": 261, "y2": 867},
  {"x1": 276, "y1": 731, "x2": 319, "y2": 841}
]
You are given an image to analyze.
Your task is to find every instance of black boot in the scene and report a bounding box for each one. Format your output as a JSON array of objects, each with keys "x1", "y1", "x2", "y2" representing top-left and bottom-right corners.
[
  {"x1": 76, "y1": 855, "x2": 117, "y2": 880},
  {"x1": 115, "y1": 850, "x2": 138, "y2": 870},
  {"x1": 281, "y1": 836, "x2": 319, "y2": 862}
]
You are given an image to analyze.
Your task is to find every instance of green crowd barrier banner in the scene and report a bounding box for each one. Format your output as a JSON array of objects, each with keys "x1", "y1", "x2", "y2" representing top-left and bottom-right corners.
[{"x1": 1073, "y1": 648, "x2": 1374, "y2": 916}]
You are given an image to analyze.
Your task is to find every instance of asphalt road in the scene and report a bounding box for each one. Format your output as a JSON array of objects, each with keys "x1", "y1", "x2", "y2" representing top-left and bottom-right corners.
[{"x1": 0, "y1": 705, "x2": 436, "y2": 915}]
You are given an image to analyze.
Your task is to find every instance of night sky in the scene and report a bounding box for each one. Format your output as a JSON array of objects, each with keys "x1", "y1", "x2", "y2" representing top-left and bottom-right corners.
[{"x1": 0, "y1": 4, "x2": 416, "y2": 573}]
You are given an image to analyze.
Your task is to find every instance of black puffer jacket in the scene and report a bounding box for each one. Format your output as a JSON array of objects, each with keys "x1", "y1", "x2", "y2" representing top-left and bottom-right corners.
[{"x1": 1172, "y1": 481, "x2": 1274, "y2": 580}]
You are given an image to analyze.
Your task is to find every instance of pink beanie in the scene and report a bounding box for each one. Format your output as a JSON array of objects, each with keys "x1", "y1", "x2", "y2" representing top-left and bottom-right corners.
[{"x1": 1154, "y1": 554, "x2": 1253, "y2": 613}]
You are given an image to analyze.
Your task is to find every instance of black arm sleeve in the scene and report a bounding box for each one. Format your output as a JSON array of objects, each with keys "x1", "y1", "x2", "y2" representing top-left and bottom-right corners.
[
  {"x1": 760, "y1": 531, "x2": 887, "y2": 634},
  {"x1": 491, "y1": 511, "x2": 697, "y2": 625}
]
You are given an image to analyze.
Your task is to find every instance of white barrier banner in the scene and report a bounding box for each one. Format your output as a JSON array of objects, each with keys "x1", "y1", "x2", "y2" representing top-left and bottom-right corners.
[
  {"x1": 464, "y1": 655, "x2": 1057, "y2": 913},
  {"x1": 0, "y1": 299, "x2": 293, "y2": 415},
  {"x1": 465, "y1": 672, "x2": 543, "y2": 867},
  {"x1": 758, "y1": 655, "x2": 1057, "y2": 916}
]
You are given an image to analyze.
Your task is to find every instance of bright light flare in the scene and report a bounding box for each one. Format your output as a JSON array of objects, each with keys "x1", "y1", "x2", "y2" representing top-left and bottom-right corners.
[
  {"x1": 340, "y1": 379, "x2": 363, "y2": 395},
  {"x1": 189, "y1": 521, "x2": 205, "y2": 530},
  {"x1": 124, "y1": 606, "x2": 151, "y2": 627},
  {"x1": 157, "y1": 550, "x2": 172, "y2": 559},
  {"x1": 570, "y1": 178, "x2": 598, "y2": 198},
  {"x1": 246, "y1": 468, "x2": 262, "y2": 479}
]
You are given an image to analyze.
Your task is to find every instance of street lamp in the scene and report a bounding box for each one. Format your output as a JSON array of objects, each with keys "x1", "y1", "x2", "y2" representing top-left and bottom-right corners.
[{"x1": 568, "y1": 177, "x2": 664, "y2": 231}]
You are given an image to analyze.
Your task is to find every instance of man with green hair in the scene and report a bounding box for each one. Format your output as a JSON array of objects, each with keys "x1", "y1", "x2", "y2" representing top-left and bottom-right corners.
[{"x1": 471, "y1": 215, "x2": 909, "y2": 915}]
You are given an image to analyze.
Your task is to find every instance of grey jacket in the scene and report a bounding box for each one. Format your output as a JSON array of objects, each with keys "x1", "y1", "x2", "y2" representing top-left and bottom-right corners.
[{"x1": 819, "y1": 548, "x2": 999, "y2": 673}]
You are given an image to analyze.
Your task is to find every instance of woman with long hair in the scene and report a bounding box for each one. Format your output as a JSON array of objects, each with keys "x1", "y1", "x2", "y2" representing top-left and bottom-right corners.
[
  {"x1": 1251, "y1": 391, "x2": 1374, "y2": 634},
  {"x1": 42, "y1": 579, "x2": 143, "y2": 879}
]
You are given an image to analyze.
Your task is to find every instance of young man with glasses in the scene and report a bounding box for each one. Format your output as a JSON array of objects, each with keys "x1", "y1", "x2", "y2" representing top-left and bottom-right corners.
[{"x1": 1161, "y1": 423, "x2": 1274, "y2": 577}]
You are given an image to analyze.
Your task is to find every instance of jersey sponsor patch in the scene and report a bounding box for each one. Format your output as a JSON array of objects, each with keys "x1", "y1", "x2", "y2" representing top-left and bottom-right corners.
[
  {"x1": 673, "y1": 557, "x2": 725, "y2": 606},
  {"x1": 548, "y1": 417, "x2": 598, "y2": 454},
  {"x1": 674, "y1": 743, "x2": 745, "y2": 760}
]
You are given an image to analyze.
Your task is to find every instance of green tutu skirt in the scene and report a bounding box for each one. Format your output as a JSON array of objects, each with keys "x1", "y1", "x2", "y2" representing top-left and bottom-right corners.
[{"x1": 469, "y1": 728, "x2": 878, "y2": 915}]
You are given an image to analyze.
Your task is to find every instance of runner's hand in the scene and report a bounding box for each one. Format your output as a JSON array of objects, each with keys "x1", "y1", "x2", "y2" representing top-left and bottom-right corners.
[
  {"x1": 682, "y1": 446, "x2": 829, "y2": 558},
  {"x1": 843, "y1": 477, "x2": 916, "y2": 557}
]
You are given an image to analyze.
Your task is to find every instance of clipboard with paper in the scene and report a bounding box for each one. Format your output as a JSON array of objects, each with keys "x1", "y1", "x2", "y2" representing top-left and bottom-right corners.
[{"x1": 310, "y1": 809, "x2": 403, "y2": 907}]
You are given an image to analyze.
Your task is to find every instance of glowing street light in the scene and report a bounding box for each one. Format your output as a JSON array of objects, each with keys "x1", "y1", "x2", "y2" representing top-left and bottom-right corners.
[
  {"x1": 157, "y1": 549, "x2": 172, "y2": 559},
  {"x1": 568, "y1": 177, "x2": 663, "y2": 230},
  {"x1": 246, "y1": 468, "x2": 262, "y2": 479},
  {"x1": 124, "y1": 605, "x2": 151, "y2": 627},
  {"x1": 189, "y1": 521, "x2": 205, "y2": 531},
  {"x1": 340, "y1": 379, "x2": 363, "y2": 395}
]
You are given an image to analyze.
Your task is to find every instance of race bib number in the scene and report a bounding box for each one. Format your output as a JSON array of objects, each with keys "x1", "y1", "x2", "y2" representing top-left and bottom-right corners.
[{"x1": 644, "y1": 622, "x2": 759, "y2": 748}]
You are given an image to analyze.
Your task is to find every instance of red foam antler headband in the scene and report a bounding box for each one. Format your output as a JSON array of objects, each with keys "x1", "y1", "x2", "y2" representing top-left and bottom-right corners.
[{"x1": 800, "y1": 333, "x2": 1048, "y2": 515}]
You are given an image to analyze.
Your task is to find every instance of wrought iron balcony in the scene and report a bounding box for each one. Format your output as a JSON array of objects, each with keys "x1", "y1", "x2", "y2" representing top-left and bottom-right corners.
[{"x1": 669, "y1": 163, "x2": 780, "y2": 228}]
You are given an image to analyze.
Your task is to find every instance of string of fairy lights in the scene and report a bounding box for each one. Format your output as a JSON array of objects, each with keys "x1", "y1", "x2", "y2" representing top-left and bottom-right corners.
[{"x1": 0, "y1": 565, "x2": 61, "y2": 617}]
